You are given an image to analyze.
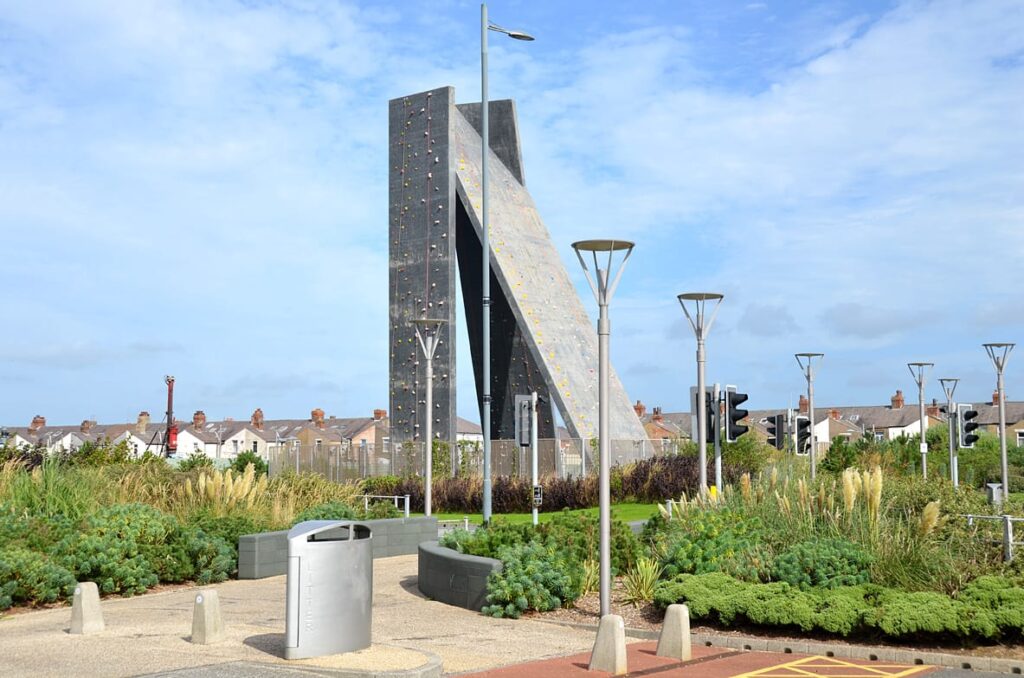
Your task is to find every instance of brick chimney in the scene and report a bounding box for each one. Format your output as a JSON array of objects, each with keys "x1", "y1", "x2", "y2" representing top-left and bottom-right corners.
[
  {"x1": 891, "y1": 390, "x2": 905, "y2": 409},
  {"x1": 373, "y1": 409, "x2": 387, "y2": 421},
  {"x1": 798, "y1": 395, "x2": 809, "y2": 415},
  {"x1": 251, "y1": 408, "x2": 264, "y2": 431},
  {"x1": 830, "y1": 409, "x2": 840, "y2": 421},
  {"x1": 80, "y1": 419, "x2": 95, "y2": 434},
  {"x1": 28, "y1": 415, "x2": 46, "y2": 432},
  {"x1": 652, "y1": 407, "x2": 664, "y2": 424},
  {"x1": 993, "y1": 389, "x2": 1001, "y2": 407},
  {"x1": 311, "y1": 408, "x2": 325, "y2": 429},
  {"x1": 633, "y1": 400, "x2": 647, "y2": 419},
  {"x1": 192, "y1": 410, "x2": 207, "y2": 429},
  {"x1": 136, "y1": 411, "x2": 150, "y2": 435},
  {"x1": 926, "y1": 398, "x2": 941, "y2": 418}
]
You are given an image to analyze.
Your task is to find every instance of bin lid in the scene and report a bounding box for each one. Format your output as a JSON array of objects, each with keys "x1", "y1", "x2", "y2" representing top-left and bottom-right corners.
[{"x1": 287, "y1": 520, "x2": 371, "y2": 542}]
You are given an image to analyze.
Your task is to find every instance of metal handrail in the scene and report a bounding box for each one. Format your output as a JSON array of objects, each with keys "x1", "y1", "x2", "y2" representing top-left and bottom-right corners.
[
  {"x1": 355, "y1": 493, "x2": 411, "y2": 518},
  {"x1": 958, "y1": 513, "x2": 1021, "y2": 561}
]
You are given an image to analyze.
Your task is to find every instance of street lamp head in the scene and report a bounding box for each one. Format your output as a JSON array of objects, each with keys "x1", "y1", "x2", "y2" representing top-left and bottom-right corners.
[
  {"x1": 677, "y1": 292, "x2": 724, "y2": 302},
  {"x1": 907, "y1": 362, "x2": 934, "y2": 368},
  {"x1": 572, "y1": 239, "x2": 635, "y2": 306},
  {"x1": 795, "y1": 353, "x2": 825, "y2": 359},
  {"x1": 488, "y1": 22, "x2": 535, "y2": 40},
  {"x1": 984, "y1": 342, "x2": 1015, "y2": 371},
  {"x1": 572, "y1": 239, "x2": 634, "y2": 253},
  {"x1": 411, "y1": 318, "x2": 448, "y2": 330}
]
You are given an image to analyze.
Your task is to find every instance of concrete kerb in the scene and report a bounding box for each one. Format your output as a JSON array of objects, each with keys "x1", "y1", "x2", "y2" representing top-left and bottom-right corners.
[{"x1": 541, "y1": 620, "x2": 1024, "y2": 674}]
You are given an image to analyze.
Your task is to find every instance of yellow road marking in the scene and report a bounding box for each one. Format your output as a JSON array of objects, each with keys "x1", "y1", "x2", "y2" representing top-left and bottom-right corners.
[{"x1": 730, "y1": 655, "x2": 932, "y2": 678}]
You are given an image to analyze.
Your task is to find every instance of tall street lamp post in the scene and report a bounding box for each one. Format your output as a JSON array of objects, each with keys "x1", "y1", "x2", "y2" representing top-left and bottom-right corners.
[
  {"x1": 573, "y1": 239, "x2": 634, "y2": 619},
  {"x1": 480, "y1": 3, "x2": 534, "y2": 524},
  {"x1": 414, "y1": 319, "x2": 448, "y2": 517},
  {"x1": 795, "y1": 354, "x2": 824, "y2": 480},
  {"x1": 939, "y1": 377, "x2": 960, "y2": 487},
  {"x1": 984, "y1": 343, "x2": 1015, "y2": 502},
  {"x1": 678, "y1": 293, "x2": 724, "y2": 494},
  {"x1": 907, "y1": 362, "x2": 934, "y2": 479}
]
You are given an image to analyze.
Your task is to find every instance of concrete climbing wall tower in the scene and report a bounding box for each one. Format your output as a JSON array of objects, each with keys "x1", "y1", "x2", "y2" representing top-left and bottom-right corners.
[{"x1": 389, "y1": 86, "x2": 646, "y2": 448}]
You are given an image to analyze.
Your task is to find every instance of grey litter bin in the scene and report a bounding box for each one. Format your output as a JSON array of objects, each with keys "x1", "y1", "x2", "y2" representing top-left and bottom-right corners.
[{"x1": 285, "y1": 520, "x2": 372, "y2": 660}]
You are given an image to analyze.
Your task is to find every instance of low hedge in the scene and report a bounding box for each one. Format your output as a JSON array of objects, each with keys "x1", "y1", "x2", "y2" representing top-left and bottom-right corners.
[{"x1": 653, "y1": 572, "x2": 1024, "y2": 642}]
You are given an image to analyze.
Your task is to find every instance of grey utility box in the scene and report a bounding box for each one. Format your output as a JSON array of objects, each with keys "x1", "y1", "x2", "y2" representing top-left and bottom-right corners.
[
  {"x1": 987, "y1": 483, "x2": 1004, "y2": 505},
  {"x1": 285, "y1": 520, "x2": 373, "y2": 660}
]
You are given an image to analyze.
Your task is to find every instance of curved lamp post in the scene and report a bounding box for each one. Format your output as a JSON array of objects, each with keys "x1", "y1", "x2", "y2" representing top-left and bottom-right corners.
[
  {"x1": 480, "y1": 4, "x2": 534, "y2": 524},
  {"x1": 414, "y1": 318, "x2": 448, "y2": 517},
  {"x1": 573, "y1": 238, "x2": 634, "y2": 619},
  {"x1": 678, "y1": 293, "x2": 724, "y2": 493},
  {"x1": 984, "y1": 343, "x2": 1015, "y2": 502},
  {"x1": 795, "y1": 353, "x2": 824, "y2": 479}
]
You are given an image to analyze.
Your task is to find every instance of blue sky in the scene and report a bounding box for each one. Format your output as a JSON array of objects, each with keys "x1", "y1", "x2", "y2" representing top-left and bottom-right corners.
[{"x1": 1, "y1": 0, "x2": 1022, "y2": 426}]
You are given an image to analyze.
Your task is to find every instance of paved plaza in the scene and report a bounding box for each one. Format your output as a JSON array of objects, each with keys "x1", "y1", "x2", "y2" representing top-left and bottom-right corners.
[{"x1": 0, "y1": 554, "x2": 1014, "y2": 677}]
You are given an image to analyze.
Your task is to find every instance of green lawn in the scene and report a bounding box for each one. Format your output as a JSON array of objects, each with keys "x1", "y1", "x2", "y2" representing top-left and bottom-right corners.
[{"x1": 418, "y1": 502, "x2": 661, "y2": 526}]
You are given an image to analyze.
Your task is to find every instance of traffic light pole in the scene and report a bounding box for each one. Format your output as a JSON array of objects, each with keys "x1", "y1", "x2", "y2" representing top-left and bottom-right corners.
[
  {"x1": 795, "y1": 354, "x2": 823, "y2": 480},
  {"x1": 939, "y1": 378, "x2": 959, "y2": 487},
  {"x1": 713, "y1": 383, "x2": 722, "y2": 494}
]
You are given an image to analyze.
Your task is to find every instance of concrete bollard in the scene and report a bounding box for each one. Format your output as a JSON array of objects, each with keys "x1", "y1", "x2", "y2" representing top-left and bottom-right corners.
[
  {"x1": 190, "y1": 590, "x2": 225, "y2": 645},
  {"x1": 589, "y1": 613, "x2": 627, "y2": 675},
  {"x1": 70, "y1": 582, "x2": 104, "y2": 634},
  {"x1": 656, "y1": 603, "x2": 692, "y2": 660}
]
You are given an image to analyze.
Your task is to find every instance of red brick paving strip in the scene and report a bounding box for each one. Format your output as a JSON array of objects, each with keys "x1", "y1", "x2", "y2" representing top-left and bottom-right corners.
[{"x1": 459, "y1": 641, "x2": 941, "y2": 677}]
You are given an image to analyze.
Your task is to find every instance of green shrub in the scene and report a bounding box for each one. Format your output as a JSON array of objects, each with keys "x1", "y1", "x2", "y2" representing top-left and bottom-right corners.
[
  {"x1": 655, "y1": 510, "x2": 766, "y2": 581},
  {"x1": 294, "y1": 501, "x2": 358, "y2": 523},
  {"x1": 653, "y1": 572, "x2": 1024, "y2": 642},
  {"x1": 771, "y1": 538, "x2": 872, "y2": 590},
  {"x1": 187, "y1": 511, "x2": 262, "y2": 558},
  {"x1": 229, "y1": 452, "x2": 268, "y2": 477},
  {"x1": 544, "y1": 510, "x2": 641, "y2": 574},
  {"x1": 0, "y1": 547, "x2": 76, "y2": 610},
  {"x1": 177, "y1": 451, "x2": 215, "y2": 471},
  {"x1": 440, "y1": 522, "x2": 537, "y2": 559},
  {"x1": 482, "y1": 541, "x2": 581, "y2": 618}
]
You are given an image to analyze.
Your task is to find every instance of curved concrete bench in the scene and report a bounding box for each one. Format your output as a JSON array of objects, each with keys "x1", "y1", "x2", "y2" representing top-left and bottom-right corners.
[
  {"x1": 238, "y1": 516, "x2": 438, "y2": 579},
  {"x1": 417, "y1": 541, "x2": 502, "y2": 612}
]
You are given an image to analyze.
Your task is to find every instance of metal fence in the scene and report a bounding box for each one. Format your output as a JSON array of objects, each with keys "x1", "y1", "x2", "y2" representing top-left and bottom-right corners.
[
  {"x1": 268, "y1": 437, "x2": 666, "y2": 482},
  {"x1": 960, "y1": 513, "x2": 1024, "y2": 562}
]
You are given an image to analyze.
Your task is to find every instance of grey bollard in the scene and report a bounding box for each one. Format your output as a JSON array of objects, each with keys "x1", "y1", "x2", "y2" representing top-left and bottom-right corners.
[
  {"x1": 70, "y1": 582, "x2": 104, "y2": 634},
  {"x1": 656, "y1": 603, "x2": 692, "y2": 660},
  {"x1": 589, "y1": 613, "x2": 627, "y2": 675},
  {"x1": 191, "y1": 590, "x2": 225, "y2": 644}
]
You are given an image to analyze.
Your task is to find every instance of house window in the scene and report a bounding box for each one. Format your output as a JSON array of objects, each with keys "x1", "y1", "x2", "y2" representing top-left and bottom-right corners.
[
  {"x1": 315, "y1": 439, "x2": 323, "y2": 454},
  {"x1": 194, "y1": 442, "x2": 199, "y2": 451},
  {"x1": 874, "y1": 432, "x2": 885, "y2": 442},
  {"x1": 252, "y1": 441, "x2": 258, "y2": 454},
  {"x1": 232, "y1": 440, "x2": 239, "y2": 455},
  {"x1": 1016, "y1": 431, "x2": 1024, "y2": 447}
]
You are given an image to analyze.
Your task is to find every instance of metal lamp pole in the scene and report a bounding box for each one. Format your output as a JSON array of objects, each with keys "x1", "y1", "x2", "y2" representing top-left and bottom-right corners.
[
  {"x1": 573, "y1": 239, "x2": 634, "y2": 619},
  {"x1": 678, "y1": 293, "x2": 724, "y2": 494},
  {"x1": 414, "y1": 319, "x2": 448, "y2": 517},
  {"x1": 939, "y1": 377, "x2": 959, "y2": 487},
  {"x1": 795, "y1": 353, "x2": 824, "y2": 480},
  {"x1": 984, "y1": 343, "x2": 1015, "y2": 501},
  {"x1": 480, "y1": 4, "x2": 534, "y2": 524},
  {"x1": 908, "y1": 362, "x2": 934, "y2": 479}
]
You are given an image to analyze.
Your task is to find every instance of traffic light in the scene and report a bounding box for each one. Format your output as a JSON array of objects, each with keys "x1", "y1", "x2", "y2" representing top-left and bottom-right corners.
[
  {"x1": 765, "y1": 413, "x2": 784, "y2": 450},
  {"x1": 795, "y1": 415, "x2": 810, "y2": 455},
  {"x1": 958, "y1": 403, "x2": 980, "y2": 448},
  {"x1": 705, "y1": 393, "x2": 717, "y2": 444},
  {"x1": 725, "y1": 388, "x2": 749, "y2": 442}
]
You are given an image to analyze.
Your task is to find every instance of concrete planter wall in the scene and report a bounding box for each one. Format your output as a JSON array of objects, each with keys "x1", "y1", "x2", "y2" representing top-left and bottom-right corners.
[
  {"x1": 238, "y1": 516, "x2": 438, "y2": 580},
  {"x1": 417, "y1": 541, "x2": 502, "y2": 612}
]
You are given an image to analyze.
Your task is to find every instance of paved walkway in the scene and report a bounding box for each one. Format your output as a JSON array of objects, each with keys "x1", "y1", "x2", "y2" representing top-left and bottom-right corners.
[
  {"x1": 0, "y1": 554, "x2": 602, "y2": 677},
  {"x1": 461, "y1": 641, "x2": 944, "y2": 678}
]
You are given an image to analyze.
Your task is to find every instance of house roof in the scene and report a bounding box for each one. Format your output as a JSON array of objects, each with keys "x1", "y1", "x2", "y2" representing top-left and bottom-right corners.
[{"x1": 457, "y1": 417, "x2": 482, "y2": 435}]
